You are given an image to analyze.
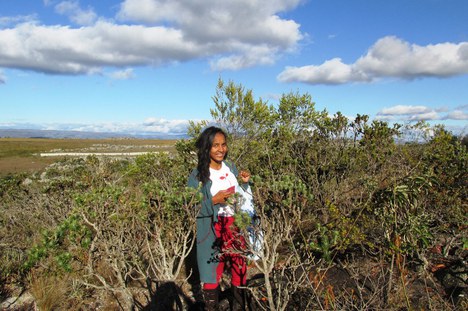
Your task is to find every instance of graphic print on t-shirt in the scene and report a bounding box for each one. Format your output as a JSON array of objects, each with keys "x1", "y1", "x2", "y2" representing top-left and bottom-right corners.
[{"x1": 209, "y1": 162, "x2": 238, "y2": 216}]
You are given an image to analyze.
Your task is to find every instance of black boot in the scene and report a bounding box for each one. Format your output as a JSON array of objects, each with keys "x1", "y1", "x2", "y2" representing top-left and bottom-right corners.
[
  {"x1": 230, "y1": 286, "x2": 246, "y2": 311},
  {"x1": 203, "y1": 288, "x2": 219, "y2": 311}
]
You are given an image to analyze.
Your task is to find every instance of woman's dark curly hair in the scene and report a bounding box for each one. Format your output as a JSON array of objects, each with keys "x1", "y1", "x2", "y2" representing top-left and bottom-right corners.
[{"x1": 195, "y1": 126, "x2": 228, "y2": 184}]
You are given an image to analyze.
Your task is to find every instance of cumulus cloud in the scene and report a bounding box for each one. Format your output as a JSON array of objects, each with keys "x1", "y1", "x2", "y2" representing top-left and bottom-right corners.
[
  {"x1": 0, "y1": 0, "x2": 303, "y2": 75},
  {"x1": 0, "y1": 21, "x2": 197, "y2": 75},
  {"x1": 378, "y1": 105, "x2": 433, "y2": 116},
  {"x1": 278, "y1": 36, "x2": 468, "y2": 84},
  {"x1": 377, "y1": 104, "x2": 468, "y2": 122},
  {"x1": 444, "y1": 110, "x2": 468, "y2": 120},
  {"x1": 408, "y1": 111, "x2": 440, "y2": 121},
  {"x1": 278, "y1": 58, "x2": 370, "y2": 85},
  {"x1": 117, "y1": 0, "x2": 301, "y2": 43},
  {"x1": 54, "y1": 1, "x2": 98, "y2": 26}
]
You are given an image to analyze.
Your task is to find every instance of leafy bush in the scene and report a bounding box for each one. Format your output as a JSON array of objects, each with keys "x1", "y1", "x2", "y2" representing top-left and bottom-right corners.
[{"x1": 1, "y1": 79, "x2": 466, "y2": 310}]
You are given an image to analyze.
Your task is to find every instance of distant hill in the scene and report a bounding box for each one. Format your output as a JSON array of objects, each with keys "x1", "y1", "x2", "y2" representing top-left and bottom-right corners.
[{"x1": 0, "y1": 129, "x2": 187, "y2": 140}]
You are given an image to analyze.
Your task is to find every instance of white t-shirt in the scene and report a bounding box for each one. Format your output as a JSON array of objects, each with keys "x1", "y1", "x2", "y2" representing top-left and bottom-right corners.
[{"x1": 209, "y1": 162, "x2": 239, "y2": 217}]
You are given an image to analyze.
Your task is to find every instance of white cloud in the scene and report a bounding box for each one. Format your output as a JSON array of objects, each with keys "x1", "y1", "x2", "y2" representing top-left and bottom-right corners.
[
  {"x1": 278, "y1": 36, "x2": 468, "y2": 84},
  {"x1": 407, "y1": 111, "x2": 439, "y2": 121},
  {"x1": 357, "y1": 36, "x2": 468, "y2": 78},
  {"x1": 50, "y1": 118, "x2": 192, "y2": 135},
  {"x1": 378, "y1": 105, "x2": 432, "y2": 116},
  {"x1": 0, "y1": 21, "x2": 195, "y2": 74},
  {"x1": 142, "y1": 117, "x2": 190, "y2": 133},
  {"x1": 376, "y1": 104, "x2": 468, "y2": 122},
  {"x1": 444, "y1": 110, "x2": 468, "y2": 120},
  {"x1": 0, "y1": 0, "x2": 303, "y2": 75},
  {"x1": 117, "y1": 0, "x2": 303, "y2": 69},
  {"x1": 278, "y1": 58, "x2": 370, "y2": 84},
  {"x1": 118, "y1": 0, "x2": 302, "y2": 35},
  {"x1": 54, "y1": 1, "x2": 97, "y2": 26},
  {"x1": 0, "y1": 118, "x2": 191, "y2": 136}
]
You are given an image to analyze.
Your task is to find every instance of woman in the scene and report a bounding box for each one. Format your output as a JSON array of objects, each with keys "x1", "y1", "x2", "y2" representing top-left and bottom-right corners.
[{"x1": 188, "y1": 126, "x2": 250, "y2": 311}]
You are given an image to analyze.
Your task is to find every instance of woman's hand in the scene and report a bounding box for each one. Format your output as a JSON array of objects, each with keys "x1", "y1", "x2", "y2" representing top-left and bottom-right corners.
[
  {"x1": 239, "y1": 170, "x2": 251, "y2": 183},
  {"x1": 212, "y1": 189, "x2": 234, "y2": 205}
]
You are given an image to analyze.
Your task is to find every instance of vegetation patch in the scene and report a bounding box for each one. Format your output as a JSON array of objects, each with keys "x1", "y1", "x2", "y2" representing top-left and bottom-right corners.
[{"x1": 1, "y1": 80, "x2": 467, "y2": 310}]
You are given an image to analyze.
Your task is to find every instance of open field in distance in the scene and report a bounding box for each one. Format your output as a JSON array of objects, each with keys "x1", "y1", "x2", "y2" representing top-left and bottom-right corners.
[{"x1": 0, "y1": 138, "x2": 178, "y2": 176}]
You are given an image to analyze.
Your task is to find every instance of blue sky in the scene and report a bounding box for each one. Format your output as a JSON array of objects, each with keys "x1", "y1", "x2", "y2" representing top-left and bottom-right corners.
[{"x1": 0, "y1": 0, "x2": 467, "y2": 136}]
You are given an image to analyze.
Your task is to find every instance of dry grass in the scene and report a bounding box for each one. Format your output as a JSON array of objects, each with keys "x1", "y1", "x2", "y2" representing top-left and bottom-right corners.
[
  {"x1": 28, "y1": 271, "x2": 70, "y2": 311},
  {"x1": 0, "y1": 138, "x2": 178, "y2": 176},
  {"x1": 0, "y1": 156, "x2": 59, "y2": 176}
]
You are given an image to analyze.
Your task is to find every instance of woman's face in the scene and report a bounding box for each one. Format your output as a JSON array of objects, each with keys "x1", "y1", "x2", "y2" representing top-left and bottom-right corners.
[{"x1": 209, "y1": 132, "x2": 227, "y2": 166}]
